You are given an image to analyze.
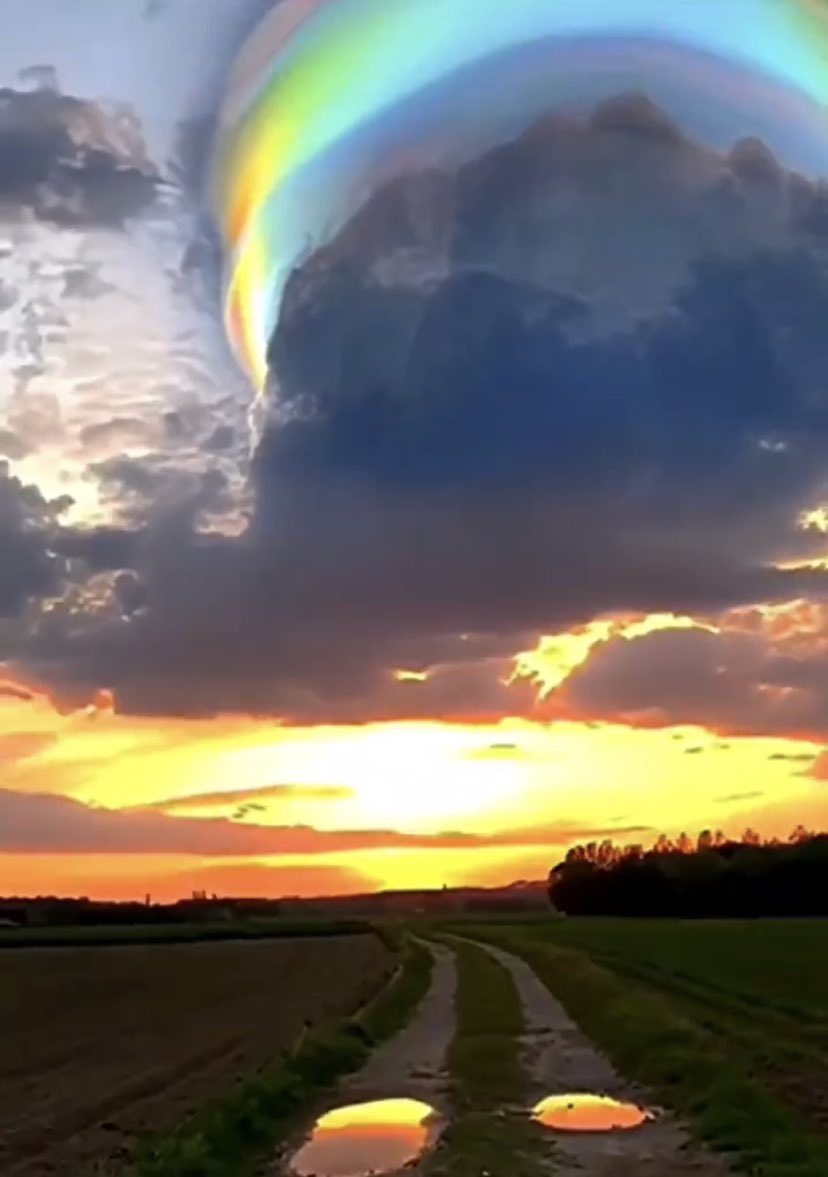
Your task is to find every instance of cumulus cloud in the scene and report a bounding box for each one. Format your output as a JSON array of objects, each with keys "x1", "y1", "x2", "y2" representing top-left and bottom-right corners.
[{"x1": 7, "y1": 96, "x2": 828, "y2": 728}]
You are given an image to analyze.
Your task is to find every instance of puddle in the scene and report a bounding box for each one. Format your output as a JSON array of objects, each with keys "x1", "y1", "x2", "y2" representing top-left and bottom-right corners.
[
  {"x1": 289, "y1": 1097, "x2": 441, "y2": 1177},
  {"x1": 532, "y1": 1093, "x2": 655, "y2": 1133}
]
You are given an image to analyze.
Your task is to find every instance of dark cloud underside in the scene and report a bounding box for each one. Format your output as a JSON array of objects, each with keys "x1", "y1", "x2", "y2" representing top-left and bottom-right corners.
[{"x1": 6, "y1": 96, "x2": 828, "y2": 731}]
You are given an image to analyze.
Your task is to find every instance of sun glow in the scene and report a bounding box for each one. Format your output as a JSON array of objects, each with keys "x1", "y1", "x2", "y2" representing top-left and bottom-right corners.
[{"x1": 1, "y1": 649, "x2": 825, "y2": 900}]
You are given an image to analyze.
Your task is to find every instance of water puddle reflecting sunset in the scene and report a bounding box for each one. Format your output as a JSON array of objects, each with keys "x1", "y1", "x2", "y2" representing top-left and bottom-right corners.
[
  {"x1": 289, "y1": 1097, "x2": 441, "y2": 1177},
  {"x1": 532, "y1": 1093, "x2": 655, "y2": 1132}
]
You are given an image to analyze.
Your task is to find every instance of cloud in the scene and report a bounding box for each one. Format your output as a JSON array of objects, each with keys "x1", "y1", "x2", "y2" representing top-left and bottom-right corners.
[
  {"x1": 0, "y1": 462, "x2": 67, "y2": 616},
  {"x1": 8, "y1": 96, "x2": 828, "y2": 727},
  {"x1": 807, "y1": 752, "x2": 828, "y2": 781},
  {"x1": 768, "y1": 751, "x2": 818, "y2": 762},
  {"x1": 158, "y1": 861, "x2": 370, "y2": 901},
  {"x1": 0, "y1": 730, "x2": 57, "y2": 763},
  {"x1": 715, "y1": 791, "x2": 766, "y2": 804},
  {"x1": 0, "y1": 79, "x2": 157, "y2": 225},
  {"x1": 540, "y1": 612, "x2": 828, "y2": 739},
  {"x1": 0, "y1": 787, "x2": 649, "y2": 856},
  {"x1": 0, "y1": 680, "x2": 36, "y2": 702},
  {"x1": 147, "y1": 782, "x2": 355, "y2": 815},
  {"x1": 0, "y1": 47, "x2": 255, "y2": 539},
  {"x1": 0, "y1": 429, "x2": 28, "y2": 460}
]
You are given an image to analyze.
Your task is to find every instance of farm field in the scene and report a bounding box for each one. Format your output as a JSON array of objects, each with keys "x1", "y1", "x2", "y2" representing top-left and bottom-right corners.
[
  {"x1": 451, "y1": 917, "x2": 828, "y2": 1175},
  {"x1": 527, "y1": 917, "x2": 828, "y2": 1013},
  {"x1": 0, "y1": 916, "x2": 373, "y2": 949},
  {"x1": 0, "y1": 933, "x2": 394, "y2": 1177}
]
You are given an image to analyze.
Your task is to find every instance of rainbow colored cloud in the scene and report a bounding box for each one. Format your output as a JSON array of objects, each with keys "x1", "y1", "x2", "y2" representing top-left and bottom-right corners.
[{"x1": 211, "y1": 0, "x2": 828, "y2": 391}]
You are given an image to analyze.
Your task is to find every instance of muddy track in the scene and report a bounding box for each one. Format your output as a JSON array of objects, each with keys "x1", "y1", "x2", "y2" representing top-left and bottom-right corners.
[
  {"x1": 277, "y1": 936, "x2": 738, "y2": 1177},
  {"x1": 273, "y1": 940, "x2": 458, "y2": 1176},
  {"x1": 475, "y1": 940, "x2": 734, "y2": 1177},
  {"x1": 340, "y1": 941, "x2": 457, "y2": 1110}
]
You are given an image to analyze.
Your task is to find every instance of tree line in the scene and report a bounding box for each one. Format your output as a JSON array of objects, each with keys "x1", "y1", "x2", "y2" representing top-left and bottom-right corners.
[{"x1": 547, "y1": 827, "x2": 827, "y2": 917}]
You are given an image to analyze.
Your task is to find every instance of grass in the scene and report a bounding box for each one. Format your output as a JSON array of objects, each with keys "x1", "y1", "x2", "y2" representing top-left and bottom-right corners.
[
  {"x1": 0, "y1": 917, "x2": 375, "y2": 949},
  {"x1": 454, "y1": 921, "x2": 828, "y2": 1177},
  {"x1": 531, "y1": 918, "x2": 828, "y2": 1014},
  {"x1": 424, "y1": 937, "x2": 551, "y2": 1177},
  {"x1": 130, "y1": 936, "x2": 433, "y2": 1177},
  {"x1": 510, "y1": 918, "x2": 828, "y2": 1131}
]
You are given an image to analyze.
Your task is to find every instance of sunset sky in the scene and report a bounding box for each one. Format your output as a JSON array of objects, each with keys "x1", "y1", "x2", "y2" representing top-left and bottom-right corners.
[{"x1": 1, "y1": 0, "x2": 827, "y2": 901}]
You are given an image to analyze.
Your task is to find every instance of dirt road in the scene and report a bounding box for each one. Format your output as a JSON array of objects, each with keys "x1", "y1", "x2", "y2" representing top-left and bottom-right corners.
[
  {"x1": 341, "y1": 941, "x2": 457, "y2": 1110},
  {"x1": 476, "y1": 940, "x2": 734, "y2": 1177},
  {"x1": 273, "y1": 940, "x2": 457, "y2": 1176},
  {"x1": 275, "y1": 936, "x2": 740, "y2": 1177}
]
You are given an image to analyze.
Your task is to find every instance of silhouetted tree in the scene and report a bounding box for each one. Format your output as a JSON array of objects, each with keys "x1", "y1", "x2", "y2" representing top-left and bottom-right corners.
[{"x1": 548, "y1": 828, "x2": 827, "y2": 917}]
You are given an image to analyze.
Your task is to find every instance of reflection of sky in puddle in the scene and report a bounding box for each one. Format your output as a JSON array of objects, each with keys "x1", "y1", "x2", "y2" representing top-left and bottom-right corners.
[
  {"x1": 532, "y1": 1093, "x2": 655, "y2": 1132},
  {"x1": 289, "y1": 1097, "x2": 440, "y2": 1177}
]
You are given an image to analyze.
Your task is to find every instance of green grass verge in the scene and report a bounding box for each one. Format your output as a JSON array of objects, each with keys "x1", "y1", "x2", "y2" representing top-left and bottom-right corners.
[
  {"x1": 445, "y1": 938, "x2": 526, "y2": 1109},
  {"x1": 457, "y1": 925, "x2": 828, "y2": 1177},
  {"x1": 425, "y1": 938, "x2": 551, "y2": 1177},
  {"x1": 521, "y1": 918, "x2": 828, "y2": 1015},
  {"x1": 0, "y1": 918, "x2": 375, "y2": 949},
  {"x1": 130, "y1": 937, "x2": 433, "y2": 1177}
]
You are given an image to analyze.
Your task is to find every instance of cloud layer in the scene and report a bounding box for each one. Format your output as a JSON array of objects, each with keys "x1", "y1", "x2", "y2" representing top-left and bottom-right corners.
[
  {"x1": 4, "y1": 92, "x2": 828, "y2": 743},
  {"x1": 0, "y1": 787, "x2": 649, "y2": 856}
]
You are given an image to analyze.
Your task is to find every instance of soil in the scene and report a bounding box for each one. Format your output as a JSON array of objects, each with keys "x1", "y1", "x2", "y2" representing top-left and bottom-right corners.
[{"x1": 0, "y1": 934, "x2": 393, "y2": 1177}]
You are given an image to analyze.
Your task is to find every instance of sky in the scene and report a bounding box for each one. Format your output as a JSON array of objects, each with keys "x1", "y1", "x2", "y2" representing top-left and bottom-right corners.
[{"x1": 1, "y1": 0, "x2": 827, "y2": 902}]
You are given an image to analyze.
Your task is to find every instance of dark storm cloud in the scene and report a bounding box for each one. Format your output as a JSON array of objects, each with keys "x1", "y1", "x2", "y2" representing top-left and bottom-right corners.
[
  {"x1": 0, "y1": 80, "x2": 157, "y2": 225},
  {"x1": 53, "y1": 526, "x2": 139, "y2": 573},
  {"x1": 0, "y1": 463, "x2": 65, "y2": 617},
  {"x1": 10, "y1": 97, "x2": 828, "y2": 723}
]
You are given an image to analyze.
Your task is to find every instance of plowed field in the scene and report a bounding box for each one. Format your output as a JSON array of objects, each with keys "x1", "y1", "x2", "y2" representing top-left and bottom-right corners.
[{"x1": 0, "y1": 933, "x2": 393, "y2": 1176}]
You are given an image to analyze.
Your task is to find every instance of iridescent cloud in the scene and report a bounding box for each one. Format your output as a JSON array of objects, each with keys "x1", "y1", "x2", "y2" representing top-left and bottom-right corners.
[{"x1": 213, "y1": 0, "x2": 828, "y2": 388}]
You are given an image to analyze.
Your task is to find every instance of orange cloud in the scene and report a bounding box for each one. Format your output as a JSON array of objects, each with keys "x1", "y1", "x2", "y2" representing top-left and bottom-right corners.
[
  {"x1": 0, "y1": 786, "x2": 651, "y2": 857},
  {"x1": 0, "y1": 853, "x2": 370, "y2": 903}
]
